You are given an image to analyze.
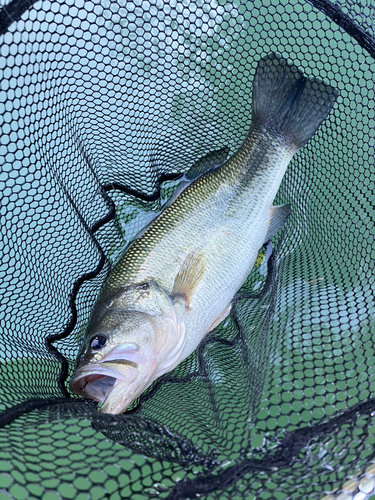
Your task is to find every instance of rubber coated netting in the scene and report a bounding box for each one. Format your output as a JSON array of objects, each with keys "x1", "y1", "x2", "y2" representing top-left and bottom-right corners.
[{"x1": 0, "y1": 0, "x2": 375, "y2": 499}]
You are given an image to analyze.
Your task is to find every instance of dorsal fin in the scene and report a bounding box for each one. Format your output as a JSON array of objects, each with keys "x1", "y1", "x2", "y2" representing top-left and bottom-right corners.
[{"x1": 184, "y1": 146, "x2": 229, "y2": 181}]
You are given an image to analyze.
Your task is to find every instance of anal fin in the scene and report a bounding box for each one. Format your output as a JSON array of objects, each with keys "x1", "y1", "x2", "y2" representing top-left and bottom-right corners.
[
  {"x1": 264, "y1": 204, "x2": 291, "y2": 244},
  {"x1": 206, "y1": 305, "x2": 232, "y2": 334}
]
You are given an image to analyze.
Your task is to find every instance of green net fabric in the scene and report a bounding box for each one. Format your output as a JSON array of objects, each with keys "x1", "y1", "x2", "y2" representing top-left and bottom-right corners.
[{"x1": 1, "y1": 0, "x2": 375, "y2": 499}]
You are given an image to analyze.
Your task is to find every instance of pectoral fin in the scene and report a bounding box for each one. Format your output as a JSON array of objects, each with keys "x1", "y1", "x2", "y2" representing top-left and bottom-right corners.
[
  {"x1": 263, "y1": 204, "x2": 291, "y2": 244},
  {"x1": 172, "y1": 251, "x2": 206, "y2": 307}
]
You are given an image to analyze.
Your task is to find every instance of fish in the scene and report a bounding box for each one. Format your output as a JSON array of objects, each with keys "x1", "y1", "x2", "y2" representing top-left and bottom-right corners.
[{"x1": 70, "y1": 53, "x2": 338, "y2": 414}]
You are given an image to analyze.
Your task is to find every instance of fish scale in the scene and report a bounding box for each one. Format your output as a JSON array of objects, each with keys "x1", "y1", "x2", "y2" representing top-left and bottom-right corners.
[
  {"x1": 104, "y1": 131, "x2": 294, "y2": 352},
  {"x1": 70, "y1": 53, "x2": 338, "y2": 414}
]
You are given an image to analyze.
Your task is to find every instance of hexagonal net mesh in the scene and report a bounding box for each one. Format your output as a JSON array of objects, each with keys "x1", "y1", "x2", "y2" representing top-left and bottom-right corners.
[{"x1": 0, "y1": 0, "x2": 375, "y2": 499}]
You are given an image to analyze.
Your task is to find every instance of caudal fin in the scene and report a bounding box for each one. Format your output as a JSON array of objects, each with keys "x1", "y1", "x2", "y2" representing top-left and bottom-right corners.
[{"x1": 251, "y1": 53, "x2": 338, "y2": 149}]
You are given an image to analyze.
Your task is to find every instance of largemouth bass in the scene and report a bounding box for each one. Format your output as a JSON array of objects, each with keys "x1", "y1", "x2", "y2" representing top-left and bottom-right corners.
[{"x1": 70, "y1": 54, "x2": 338, "y2": 414}]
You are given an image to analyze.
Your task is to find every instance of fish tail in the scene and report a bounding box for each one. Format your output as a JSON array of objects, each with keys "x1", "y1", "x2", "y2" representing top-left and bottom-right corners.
[{"x1": 251, "y1": 53, "x2": 338, "y2": 149}]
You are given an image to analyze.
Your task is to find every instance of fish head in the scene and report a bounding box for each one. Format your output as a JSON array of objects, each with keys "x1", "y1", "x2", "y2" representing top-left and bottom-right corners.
[{"x1": 69, "y1": 280, "x2": 186, "y2": 414}]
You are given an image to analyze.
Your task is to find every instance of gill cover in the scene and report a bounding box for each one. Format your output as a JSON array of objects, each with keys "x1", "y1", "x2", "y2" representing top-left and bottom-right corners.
[{"x1": 70, "y1": 280, "x2": 186, "y2": 414}]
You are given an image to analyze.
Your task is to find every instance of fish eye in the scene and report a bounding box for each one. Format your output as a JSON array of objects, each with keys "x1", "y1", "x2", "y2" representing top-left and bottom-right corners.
[
  {"x1": 90, "y1": 335, "x2": 107, "y2": 350},
  {"x1": 137, "y1": 282, "x2": 149, "y2": 290}
]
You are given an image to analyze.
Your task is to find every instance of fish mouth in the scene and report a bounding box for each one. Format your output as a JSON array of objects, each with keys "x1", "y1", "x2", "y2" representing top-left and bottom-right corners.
[{"x1": 70, "y1": 360, "x2": 139, "y2": 405}]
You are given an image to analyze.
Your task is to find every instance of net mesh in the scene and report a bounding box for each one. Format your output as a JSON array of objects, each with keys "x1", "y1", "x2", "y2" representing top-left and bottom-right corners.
[{"x1": 1, "y1": 0, "x2": 375, "y2": 499}]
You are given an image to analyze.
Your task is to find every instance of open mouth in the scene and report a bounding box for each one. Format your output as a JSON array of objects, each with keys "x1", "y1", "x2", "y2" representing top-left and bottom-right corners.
[
  {"x1": 72, "y1": 373, "x2": 117, "y2": 403},
  {"x1": 70, "y1": 359, "x2": 139, "y2": 404}
]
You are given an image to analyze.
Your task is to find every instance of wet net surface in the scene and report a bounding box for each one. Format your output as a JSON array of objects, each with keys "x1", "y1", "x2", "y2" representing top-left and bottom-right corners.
[{"x1": 1, "y1": 0, "x2": 375, "y2": 499}]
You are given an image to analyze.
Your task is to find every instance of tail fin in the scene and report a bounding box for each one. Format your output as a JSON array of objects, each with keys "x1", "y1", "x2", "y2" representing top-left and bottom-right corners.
[{"x1": 251, "y1": 53, "x2": 338, "y2": 148}]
